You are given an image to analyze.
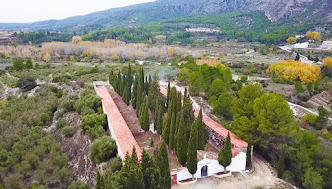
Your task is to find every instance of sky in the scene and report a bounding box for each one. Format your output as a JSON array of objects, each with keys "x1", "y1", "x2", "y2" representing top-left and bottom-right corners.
[{"x1": 0, "y1": 0, "x2": 156, "y2": 23}]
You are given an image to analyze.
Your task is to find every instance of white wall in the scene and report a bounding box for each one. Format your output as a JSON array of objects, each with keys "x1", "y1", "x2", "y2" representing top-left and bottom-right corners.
[{"x1": 176, "y1": 152, "x2": 247, "y2": 182}]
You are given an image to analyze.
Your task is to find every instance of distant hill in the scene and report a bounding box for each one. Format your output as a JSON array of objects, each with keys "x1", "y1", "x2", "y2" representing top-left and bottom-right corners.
[{"x1": 0, "y1": 0, "x2": 331, "y2": 31}]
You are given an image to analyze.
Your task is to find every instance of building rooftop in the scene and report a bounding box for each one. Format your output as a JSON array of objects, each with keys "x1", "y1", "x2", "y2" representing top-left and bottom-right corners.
[{"x1": 96, "y1": 86, "x2": 142, "y2": 161}]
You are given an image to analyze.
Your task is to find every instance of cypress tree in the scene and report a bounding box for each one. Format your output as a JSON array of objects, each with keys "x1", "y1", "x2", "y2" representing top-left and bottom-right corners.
[
  {"x1": 162, "y1": 112, "x2": 172, "y2": 144},
  {"x1": 156, "y1": 142, "x2": 171, "y2": 189},
  {"x1": 166, "y1": 81, "x2": 171, "y2": 108},
  {"x1": 176, "y1": 112, "x2": 187, "y2": 165},
  {"x1": 131, "y1": 147, "x2": 138, "y2": 165},
  {"x1": 154, "y1": 104, "x2": 159, "y2": 132},
  {"x1": 183, "y1": 89, "x2": 194, "y2": 130},
  {"x1": 246, "y1": 142, "x2": 252, "y2": 169},
  {"x1": 120, "y1": 150, "x2": 145, "y2": 189},
  {"x1": 136, "y1": 73, "x2": 144, "y2": 115},
  {"x1": 140, "y1": 96, "x2": 150, "y2": 132},
  {"x1": 187, "y1": 122, "x2": 198, "y2": 179},
  {"x1": 141, "y1": 149, "x2": 162, "y2": 189},
  {"x1": 132, "y1": 74, "x2": 138, "y2": 109},
  {"x1": 122, "y1": 83, "x2": 130, "y2": 105},
  {"x1": 197, "y1": 109, "x2": 206, "y2": 150},
  {"x1": 127, "y1": 64, "x2": 132, "y2": 101},
  {"x1": 218, "y1": 133, "x2": 232, "y2": 171},
  {"x1": 169, "y1": 114, "x2": 177, "y2": 149},
  {"x1": 157, "y1": 105, "x2": 164, "y2": 135}
]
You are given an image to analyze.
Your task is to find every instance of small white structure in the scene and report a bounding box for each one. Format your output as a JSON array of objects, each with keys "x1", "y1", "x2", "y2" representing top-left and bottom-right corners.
[
  {"x1": 320, "y1": 41, "x2": 332, "y2": 50},
  {"x1": 176, "y1": 150, "x2": 247, "y2": 182},
  {"x1": 136, "y1": 60, "x2": 145, "y2": 65},
  {"x1": 294, "y1": 42, "x2": 309, "y2": 49}
]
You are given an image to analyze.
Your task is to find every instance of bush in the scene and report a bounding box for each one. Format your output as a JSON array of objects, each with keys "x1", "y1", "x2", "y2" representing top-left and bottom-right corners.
[
  {"x1": 16, "y1": 77, "x2": 37, "y2": 91},
  {"x1": 302, "y1": 114, "x2": 318, "y2": 125},
  {"x1": 57, "y1": 118, "x2": 69, "y2": 129},
  {"x1": 297, "y1": 91, "x2": 311, "y2": 101},
  {"x1": 108, "y1": 157, "x2": 123, "y2": 172},
  {"x1": 68, "y1": 180, "x2": 89, "y2": 189},
  {"x1": 90, "y1": 136, "x2": 117, "y2": 164},
  {"x1": 62, "y1": 126, "x2": 75, "y2": 137}
]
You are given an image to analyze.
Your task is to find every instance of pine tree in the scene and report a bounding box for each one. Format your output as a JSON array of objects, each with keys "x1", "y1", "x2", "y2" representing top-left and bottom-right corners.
[
  {"x1": 277, "y1": 149, "x2": 285, "y2": 178},
  {"x1": 218, "y1": 133, "x2": 232, "y2": 171},
  {"x1": 169, "y1": 114, "x2": 177, "y2": 149},
  {"x1": 157, "y1": 105, "x2": 164, "y2": 135},
  {"x1": 156, "y1": 142, "x2": 171, "y2": 189},
  {"x1": 141, "y1": 149, "x2": 162, "y2": 189},
  {"x1": 246, "y1": 142, "x2": 252, "y2": 169},
  {"x1": 162, "y1": 112, "x2": 172, "y2": 144},
  {"x1": 187, "y1": 122, "x2": 198, "y2": 179},
  {"x1": 176, "y1": 111, "x2": 187, "y2": 165},
  {"x1": 196, "y1": 109, "x2": 206, "y2": 150}
]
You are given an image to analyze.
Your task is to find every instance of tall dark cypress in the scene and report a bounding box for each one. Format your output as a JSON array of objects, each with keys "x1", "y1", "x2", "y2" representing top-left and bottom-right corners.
[
  {"x1": 127, "y1": 64, "x2": 132, "y2": 101},
  {"x1": 218, "y1": 133, "x2": 232, "y2": 171},
  {"x1": 157, "y1": 105, "x2": 164, "y2": 135},
  {"x1": 176, "y1": 111, "x2": 187, "y2": 165},
  {"x1": 141, "y1": 149, "x2": 162, "y2": 189},
  {"x1": 132, "y1": 73, "x2": 138, "y2": 108},
  {"x1": 162, "y1": 112, "x2": 172, "y2": 144},
  {"x1": 197, "y1": 109, "x2": 206, "y2": 150},
  {"x1": 136, "y1": 74, "x2": 144, "y2": 115},
  {"x1": 246, "y1": 142, "x2": 252, "y2": 169},
  {"x1": 187, "y1": 122, "x2": 198, "y2": 179},
  {"x1": 156, "y1": 142, "x2": 171, "y2": 189},
  {"x1": 140, "y1": 96, "x2": 150, "y2": 132},
  {"x1": 166, "y1": 81, "x2": 171, "y2": 108},
  {"x1": 169, "y1": 114, "x2": 177, "y2": 149}
]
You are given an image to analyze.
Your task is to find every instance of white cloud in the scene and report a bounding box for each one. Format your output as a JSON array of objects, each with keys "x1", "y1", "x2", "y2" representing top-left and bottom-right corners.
[{"x1": 0, "y1": 0, "x2": 155, "y2": 23}]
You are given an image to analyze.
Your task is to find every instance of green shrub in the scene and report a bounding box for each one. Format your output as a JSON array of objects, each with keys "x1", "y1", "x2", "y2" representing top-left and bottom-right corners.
[
  {"x1": 68, "y1": 180, "x2": 89, "y2": 189},
  {"x1": 302, "y1": 114, "x2": 318, "y2": 126},
  {"x1": 57, "y1": 118, "x2": 69, "y2": 129},
  {"x1": 62, "y1": 126, "x2": 75, "y2": 137},
  {"x1": 90, "y1": 136, "x2": 117, "y2": 164}
]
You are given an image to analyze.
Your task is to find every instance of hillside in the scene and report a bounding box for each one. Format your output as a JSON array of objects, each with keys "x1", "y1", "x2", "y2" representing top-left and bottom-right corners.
[{"x1": 0, "y1": 0, "x2": 331, "y2": 31}]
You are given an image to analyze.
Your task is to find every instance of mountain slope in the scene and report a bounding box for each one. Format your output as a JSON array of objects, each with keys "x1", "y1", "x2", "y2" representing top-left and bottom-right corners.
[{"x1": 0, "y1": 0, "x2": 330, "y2": 31}]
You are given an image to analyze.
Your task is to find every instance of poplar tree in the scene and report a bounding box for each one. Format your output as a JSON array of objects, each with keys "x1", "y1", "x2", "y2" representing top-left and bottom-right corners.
[
  {"x1": 187, "y1": 122, "x2": 198, "y2": 179},
  {"x1": 156, "y1": 142, "x2": 171, "y2": 189},
  {"x1": 169, "y1": 114, "x2": 177, "y2": 149},
  {"x1": 218, "y1": 133, "x2": 232, "y2": 171},
  {"x1": 176, "y1": 112, "x2": 187, "y2": 165}
]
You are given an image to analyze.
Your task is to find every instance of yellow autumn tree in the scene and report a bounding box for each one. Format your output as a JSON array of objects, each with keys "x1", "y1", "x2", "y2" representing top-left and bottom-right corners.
[
  {"x1": 305, "y1": 31, "x2": 321, "y2": 40},
  {"x1": 168, "y1": 47, "x2": 175, "y2": 57},
  {"x1": 43, "y1": 52, "x2": 51, "y2": 63},
  {"x1": 72, "y1": 36, "x2": 82, "y2": 44},
  {"x1": 196, "y1": 59, "x2": 224, "y2": 67},
  {"x1": 267, "y1": 60, "x2": 321, "y2": 83},
  {"x1": 322, "y1": 58, "x2": 332, "y2": 66},
  {"x1": 287, "y1": 37, "x2": 297, "y2": 44}
]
